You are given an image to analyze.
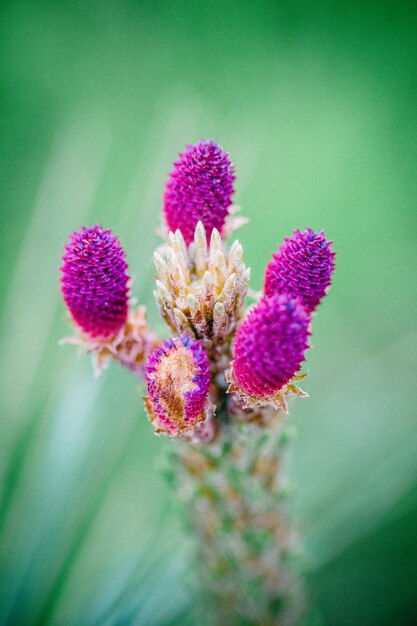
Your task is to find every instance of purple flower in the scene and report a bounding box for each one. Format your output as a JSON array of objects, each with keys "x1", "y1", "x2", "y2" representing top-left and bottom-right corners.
[
  {"x1": 145, "y1": 334, "x2": 210, "y2": 436},
  {"x1": 163, "y1": 139, "x2": 235, "y2": 245},
  {"x1": 232, "y1": 294, "x2": 310, "y2": 397},
  {"x1": 60, "y1": 225, "x2": 130, "y2": 340},
  {"x1": 264, "y1": 228, "x2": 335, "y2": 313}
]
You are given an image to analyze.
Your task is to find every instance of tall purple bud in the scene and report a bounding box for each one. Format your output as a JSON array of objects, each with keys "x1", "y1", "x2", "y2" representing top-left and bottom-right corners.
[
  {"x1": 232, "y1": 294, "x2": 310, "y2": 398},
  {"x1": 264, "y1": 228, "x2": 335, "y2": 313},
  {"x1": 60, "y1": 225, "x2": 130, "y2": 340},
  {"x1": 163, "y1": 139, "x2": 235, "y2": 245},
  {"x1": 145, "y1": 334, "x2": 211, "y2": 436}
]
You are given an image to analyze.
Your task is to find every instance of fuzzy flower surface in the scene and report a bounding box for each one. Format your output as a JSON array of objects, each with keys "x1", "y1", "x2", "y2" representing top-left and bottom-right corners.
[
  {"x1": 232, "y1": 294, "x2": 310, "y2": 398},
  {"x1": 145, "y1": 334, "x2": 211, "y2": 436},
  {"x1": 264, "y1": 228, "x2": 335, "y2": 313},
  {"x1": 60, "y1": 225, "x2": 130, "y2": 340},
  {"x1": 163, "y1": 139, "x2": 235, "y2": 245}
]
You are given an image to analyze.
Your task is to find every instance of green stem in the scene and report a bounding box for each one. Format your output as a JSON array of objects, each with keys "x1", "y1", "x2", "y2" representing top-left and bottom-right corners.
[{"x1": 171, "y1": 411, "x2": 305, "y2": 626}]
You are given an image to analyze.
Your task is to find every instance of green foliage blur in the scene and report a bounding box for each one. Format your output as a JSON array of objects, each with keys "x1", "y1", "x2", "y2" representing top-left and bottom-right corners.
[{"x1": 0, "y1": 1, "x2": 416, "y2": 624}]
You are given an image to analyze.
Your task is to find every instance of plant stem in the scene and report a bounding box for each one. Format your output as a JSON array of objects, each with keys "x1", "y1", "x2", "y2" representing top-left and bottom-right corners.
[{"x1": 171, "y1": 408, "x2": 305, "y2": 626}]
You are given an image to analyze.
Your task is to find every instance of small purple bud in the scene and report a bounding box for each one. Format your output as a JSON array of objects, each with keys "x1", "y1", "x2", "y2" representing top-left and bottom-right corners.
[
  {"x1": 60, "y1": 225, "x2": 130, "y2": 340},
  {"x1": 264, "y1": 228, "x2": 335, "y2": 313},
  {"x1": 163, "y1": 139, "x2": 235, "y2": 245},
  {"x1": 145, "y1": 334, "x2": 211, "y2": 436},
  {"x1": 232, "y1": 294, "x2": 310, "y2": 397}
]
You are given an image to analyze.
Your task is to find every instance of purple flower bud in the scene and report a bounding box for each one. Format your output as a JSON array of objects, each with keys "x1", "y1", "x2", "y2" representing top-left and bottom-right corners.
[
  {"x1": 163, "y1": 139, "x2": 235, "y2": 245},
  {"x1": 264, "y1": 228, "x2": 335, "y2": 313},
  {"x1": 60, "y1": 225, "x2": 130, "y2": 340},
  {"x1": 145, "y1": 334, "x2": 211, "y2": 436},
  {"x1": 232, "y1": 294, "x2": 310, "y2": 397}
]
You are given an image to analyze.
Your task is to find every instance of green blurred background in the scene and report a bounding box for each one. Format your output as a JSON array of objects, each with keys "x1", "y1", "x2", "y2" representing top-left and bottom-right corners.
[{"x1": 1, "y1": 1, "x2": 416, "y2": 624}]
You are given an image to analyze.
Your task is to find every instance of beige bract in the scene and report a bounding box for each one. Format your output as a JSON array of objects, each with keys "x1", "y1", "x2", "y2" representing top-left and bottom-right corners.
[
  {"x1": 153, "y1": 221, "x2": 250, "y2": 368},
  {"x1": 226, "y1": 368, "x2": 309, "y2": 413},
  {"x1": 60, "y1": 306, "x2": 159, "y2": 378}
]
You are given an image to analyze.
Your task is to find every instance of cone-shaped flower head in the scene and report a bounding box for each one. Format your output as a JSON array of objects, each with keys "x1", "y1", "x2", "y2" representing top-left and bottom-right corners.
[
  {"x1": 145, "y1": 334, "x2": 211, "y2": 436},
  {"x1": 264, "y1": 228, "x2": 335, "y2": 313},
  {"x1": 163, "y1": 139, "x2": 235, "y2": 245},
  {"x1": 60, "y1": 225, "x2": 130, "y2": 340},
  {"x1": 232, "y1": 294, "x2": 310, "y2": 397}
]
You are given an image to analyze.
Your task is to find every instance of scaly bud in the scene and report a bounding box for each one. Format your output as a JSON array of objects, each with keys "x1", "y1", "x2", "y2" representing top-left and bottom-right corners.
[
  {"x1": 163, "y1": 140, "x2": 235, "y2": 244},
  {"x1": 153, "y1": 223, "x2": 248, "y2": 363},
  {"x1": 60, "y1": 225, "x2": 129, "y2": 340},
  {"x1": 227, "y1": 294, "x2": 310, "y2": 410},
  {"x1": 264, "y1": 228, "x2": 335, "y2": 313},
  {"x1": 145, "y1": 334, "x2": 211, "y2": 437}
]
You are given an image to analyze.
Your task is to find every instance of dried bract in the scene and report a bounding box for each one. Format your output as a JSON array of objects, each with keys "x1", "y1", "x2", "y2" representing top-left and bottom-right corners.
[{"x1": 60, "y1": 306, "x2": 159, "y2": 378}]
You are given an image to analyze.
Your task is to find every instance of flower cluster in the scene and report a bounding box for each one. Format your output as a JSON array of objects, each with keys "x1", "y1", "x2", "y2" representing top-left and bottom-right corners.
[
  {"x1": 264, "y1": 227, "x2": 335, "y2": 313},
  {"x1": 227, "y1": 294, "x2": 310, "y2": 411},
  {"x1": 59, "y1": 139, "x2": 335, "y2": 437},
  {"x1": 227, "y1": 224, "x2": 335, "y2": 410},
  {"x1": 144, "y1": 334, "x2": 211, "y2": 437},
  {"x1": 60, "y1": 225, "x2": 129, "y2": 340},
  {"x1": 163, "y1": 140, "x2": 235, "y2": 244},
  {"x1": 60, "y1": 226, "x2": 158, "y2": 377}
]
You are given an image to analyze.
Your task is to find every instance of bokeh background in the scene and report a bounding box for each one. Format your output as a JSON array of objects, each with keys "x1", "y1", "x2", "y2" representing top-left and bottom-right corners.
[{"x1": 1, "y1": 1, "x2": 416, "y2": 624}]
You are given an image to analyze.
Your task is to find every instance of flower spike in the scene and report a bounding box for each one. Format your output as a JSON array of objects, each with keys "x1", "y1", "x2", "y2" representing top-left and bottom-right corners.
[
  {"x1": 264, "y1": 228, "x2": 335, "y2": 313},
  {"x1": 227, "y1": 294, "x2": 310, "y2": 409},
  {"x1": 145, "y1": 334, "x2": 211, "y2": 437},
  {"x1": 60, "y1": 225, "x2": 130, "y2": 340},
  {"x1": 58, "y1": 137, "x2": 337, "y2": 625},
  {"x1": 163, "y1": 139, "x2": 235, "y2": 244}
]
